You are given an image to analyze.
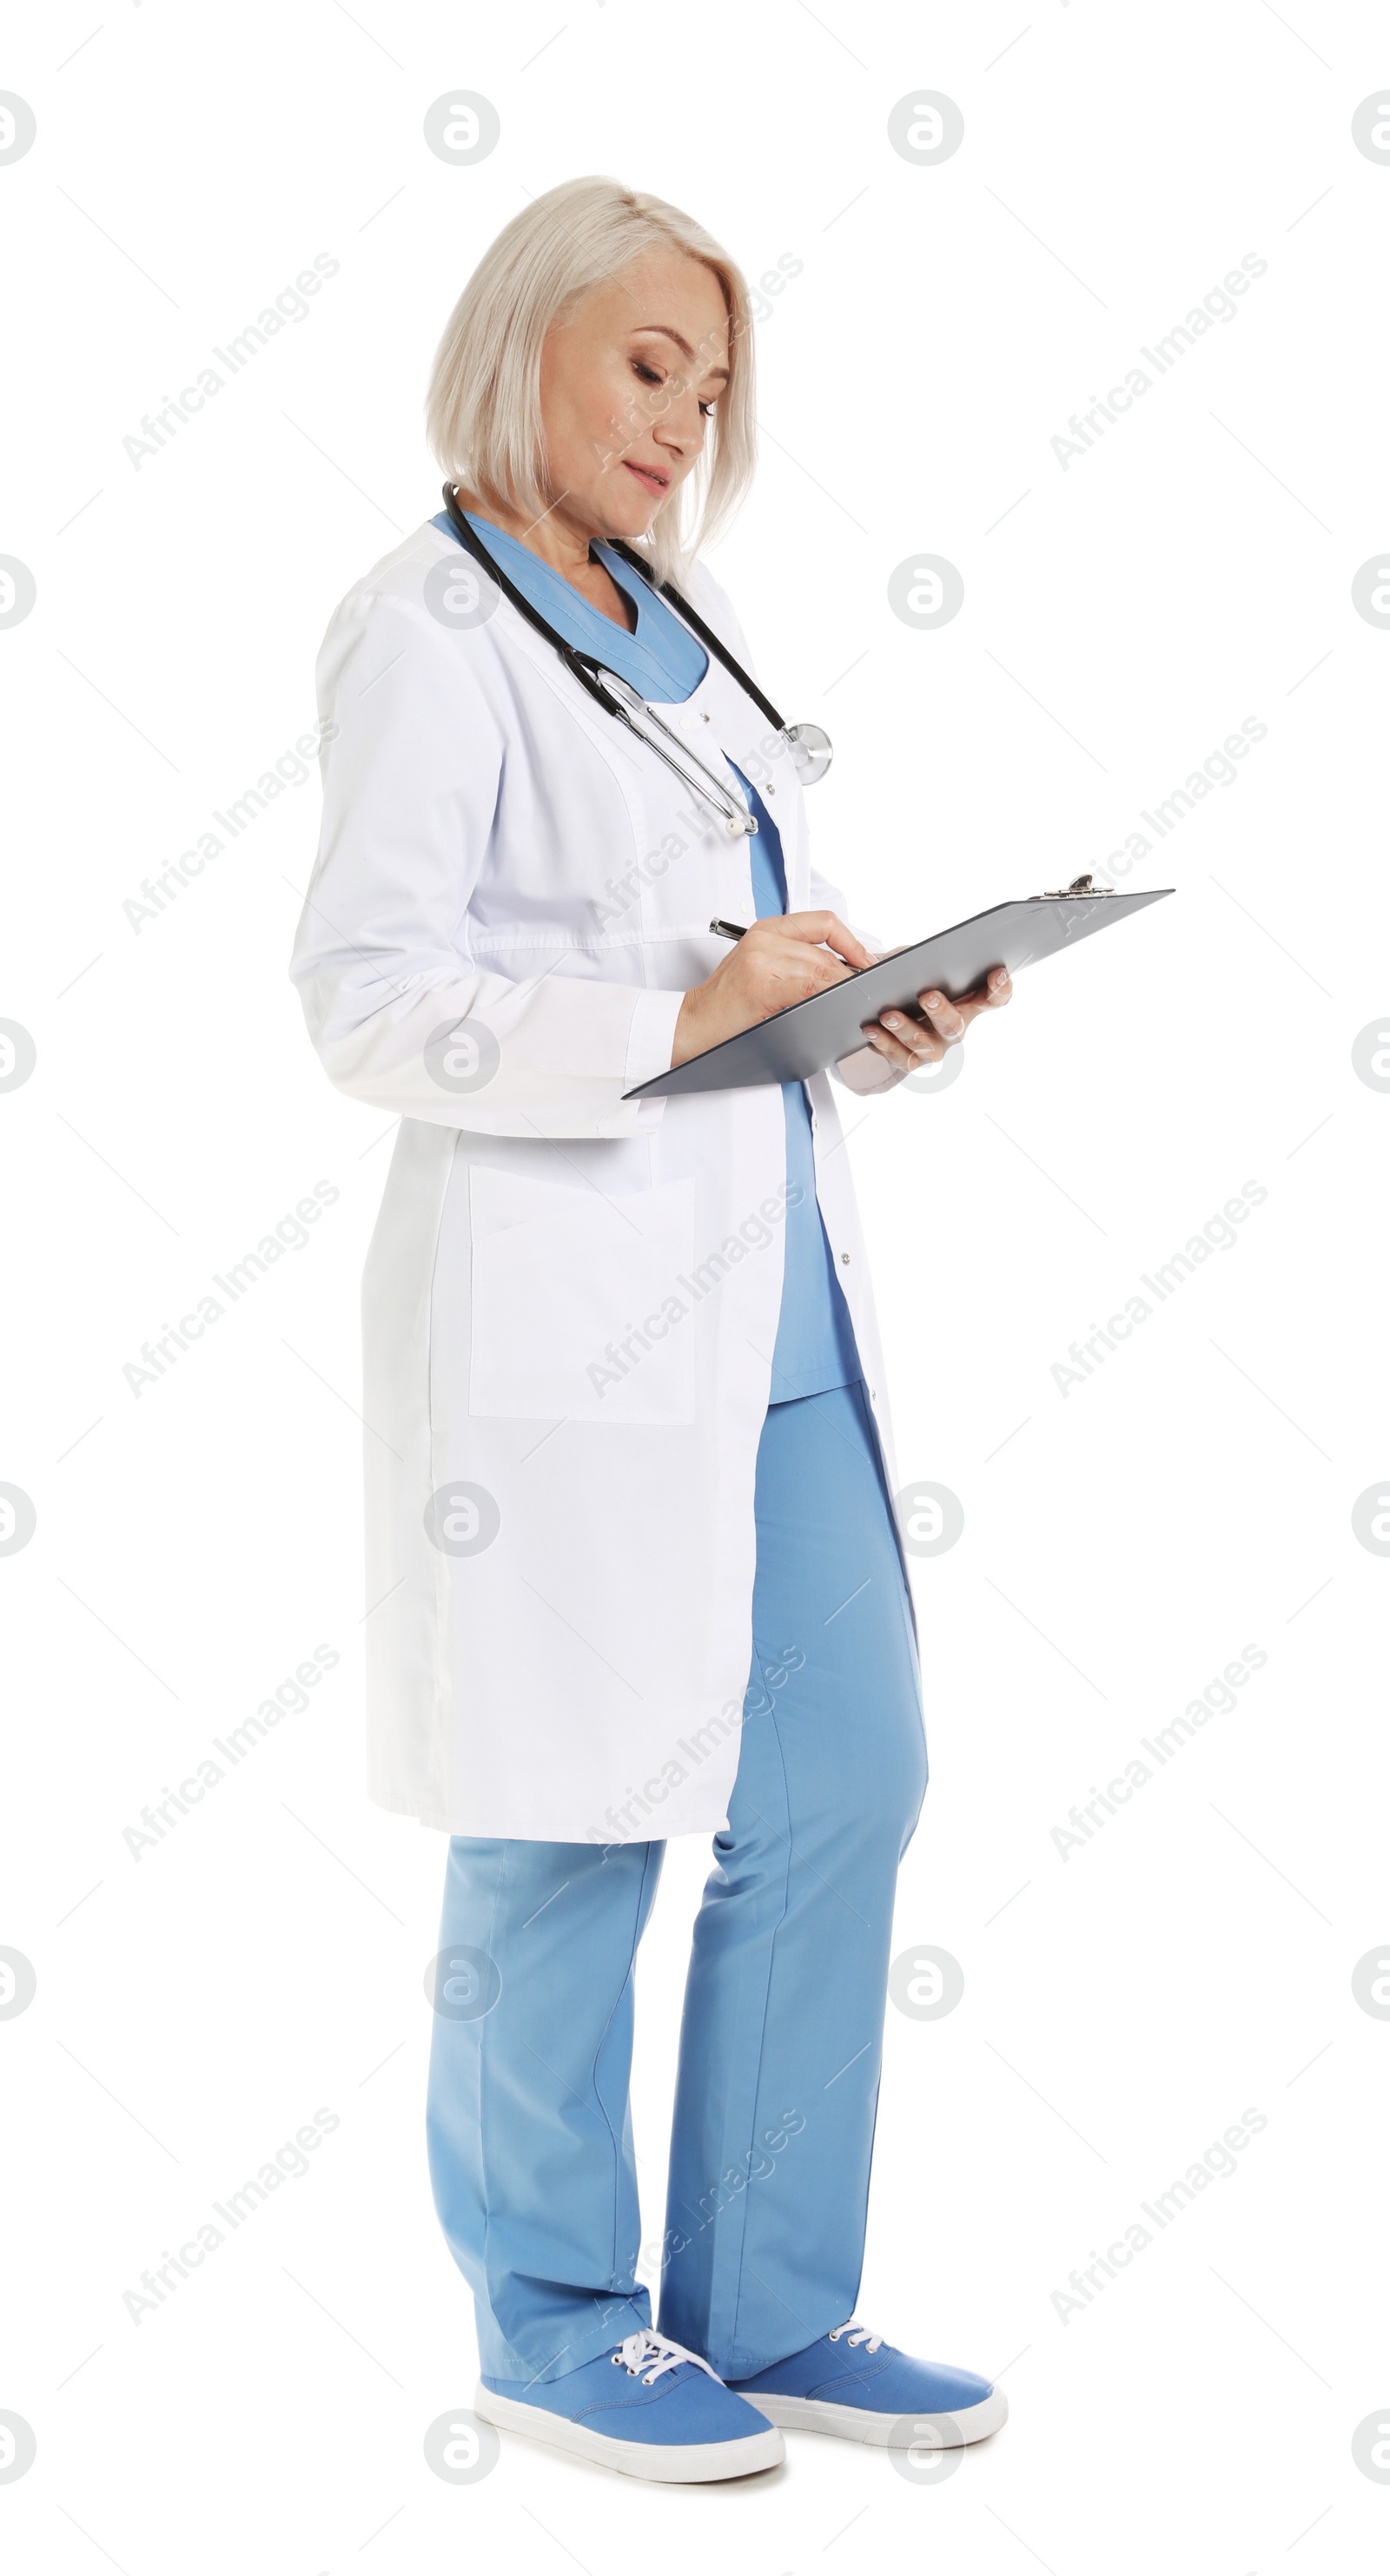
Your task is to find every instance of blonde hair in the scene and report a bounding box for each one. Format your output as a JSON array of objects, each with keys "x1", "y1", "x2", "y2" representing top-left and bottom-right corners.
[{"x1": 425, "y1": 175, "x2": 756, "y2": 585}]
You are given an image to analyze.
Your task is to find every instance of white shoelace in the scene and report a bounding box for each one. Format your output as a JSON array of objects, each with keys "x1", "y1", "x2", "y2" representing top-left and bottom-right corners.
[
  {"x1": 828, "y1": 2319, "x2": 885, "y2": 2352},
  {"x1": 611, "y1": 2328, "x2": 718, "y2": 2387}
]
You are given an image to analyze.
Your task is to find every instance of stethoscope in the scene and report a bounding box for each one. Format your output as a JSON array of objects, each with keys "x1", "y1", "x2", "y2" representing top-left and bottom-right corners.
[{"x1": 440, "y1": 485, "x2": 832, "y2": 838}]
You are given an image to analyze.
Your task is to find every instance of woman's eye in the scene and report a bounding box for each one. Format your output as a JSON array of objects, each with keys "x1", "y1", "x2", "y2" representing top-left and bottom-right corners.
[{"x1": 632, "y1": 356, "x2": 715, "y2": 416}]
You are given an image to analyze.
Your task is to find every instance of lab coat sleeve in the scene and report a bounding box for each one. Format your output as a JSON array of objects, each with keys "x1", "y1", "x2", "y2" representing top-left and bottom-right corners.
[{"x1": 288, "y1": 583, "x2": 685, "y2": 1138}]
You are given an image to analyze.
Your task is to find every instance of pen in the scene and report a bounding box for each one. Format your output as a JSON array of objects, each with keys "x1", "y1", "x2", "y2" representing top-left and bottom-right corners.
[{"x1": 709, "y1": 918, "x2": 749, "y2": 941}]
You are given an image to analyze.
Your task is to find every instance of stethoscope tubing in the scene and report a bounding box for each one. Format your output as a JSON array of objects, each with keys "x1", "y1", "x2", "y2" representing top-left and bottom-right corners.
[{"x1": 439, "y1": 485, "x2": 785, "y2": 833}]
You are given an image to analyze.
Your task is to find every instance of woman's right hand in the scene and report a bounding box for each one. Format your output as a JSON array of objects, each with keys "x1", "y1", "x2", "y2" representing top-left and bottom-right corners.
[{"x1": 671, "y1": 911, "x2": 874, "y2": 1067}]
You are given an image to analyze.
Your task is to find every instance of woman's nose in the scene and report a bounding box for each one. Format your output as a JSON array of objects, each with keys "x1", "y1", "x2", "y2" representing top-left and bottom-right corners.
[{"x1": 652, "y1": 403, "x2": 703, "y2": 459}]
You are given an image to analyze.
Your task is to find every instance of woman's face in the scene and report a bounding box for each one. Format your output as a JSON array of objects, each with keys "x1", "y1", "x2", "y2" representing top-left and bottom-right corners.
[{"x1": 537, "y1": 247, "x2": 731, "y2": 544}]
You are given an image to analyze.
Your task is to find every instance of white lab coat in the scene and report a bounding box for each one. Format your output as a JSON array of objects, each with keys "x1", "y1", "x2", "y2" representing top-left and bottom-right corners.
[{"x1": 290, "y1": 518, "x2": 904, "y2": 1841}]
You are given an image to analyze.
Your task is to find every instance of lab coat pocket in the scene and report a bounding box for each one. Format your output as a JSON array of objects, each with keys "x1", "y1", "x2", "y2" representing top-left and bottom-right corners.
[{"x1": 467, "y1": 1167, "x2": 697, "y2": 1424}]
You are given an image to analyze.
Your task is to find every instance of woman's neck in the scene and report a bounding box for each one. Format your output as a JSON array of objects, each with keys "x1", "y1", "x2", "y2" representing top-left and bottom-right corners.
[
  {"x1": 458, "y1": 489, "x2": 600, "y2": 585},
  {"x1": 457, "y1": 490, "x2": 636, "y2": 632}
]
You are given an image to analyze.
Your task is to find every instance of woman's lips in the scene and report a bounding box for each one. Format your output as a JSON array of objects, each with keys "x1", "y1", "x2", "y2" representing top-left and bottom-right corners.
[{"x1": 623, "y1": 461, "x2": 668, "y2": 494}]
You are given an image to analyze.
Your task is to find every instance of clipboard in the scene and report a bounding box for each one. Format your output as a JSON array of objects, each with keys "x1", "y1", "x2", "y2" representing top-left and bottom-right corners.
[{"x1": 624, "y1": 882, "x2": 1174, "y2": 1100}]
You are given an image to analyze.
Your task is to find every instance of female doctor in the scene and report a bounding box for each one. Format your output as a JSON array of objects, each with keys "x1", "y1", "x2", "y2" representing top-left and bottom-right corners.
[{"x1": 291, "y1": 176, "x2": 1012, "y2": 2485}]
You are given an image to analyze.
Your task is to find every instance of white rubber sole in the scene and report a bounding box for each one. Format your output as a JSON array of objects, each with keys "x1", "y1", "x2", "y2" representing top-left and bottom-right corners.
[
  {"x1": 746, "y1": 2385, "x2": 1008, "y2": 2447},
  {"x1": 473, "y1": 2382, "x2": 785, "y2": 2483}
]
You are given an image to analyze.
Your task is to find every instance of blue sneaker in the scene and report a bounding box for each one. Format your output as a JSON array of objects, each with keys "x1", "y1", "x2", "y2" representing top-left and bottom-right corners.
[
  {"x1": 475, "y1": 2329, "x2": 784, "y2": 2482},
  {"x1": 728, "y1": 2318, "x2": 1007, "y2": 2447}
]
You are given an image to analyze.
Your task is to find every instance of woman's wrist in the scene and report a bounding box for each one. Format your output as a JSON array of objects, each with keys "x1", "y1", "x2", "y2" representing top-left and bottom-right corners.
[{"x1": 671, "y1": 989, "x2": 700, "y2": 1067}]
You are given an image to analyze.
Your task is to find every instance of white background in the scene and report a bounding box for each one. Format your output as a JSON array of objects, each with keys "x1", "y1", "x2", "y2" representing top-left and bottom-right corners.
[{"x1": 3, "y1": 2, "x2": 1388, "y2": 2570}]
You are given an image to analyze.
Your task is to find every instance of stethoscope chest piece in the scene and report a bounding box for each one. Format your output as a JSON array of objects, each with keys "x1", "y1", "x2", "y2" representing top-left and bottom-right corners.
[{"x1": 783, "y1": 721, "x2": 833, "y2": 788}]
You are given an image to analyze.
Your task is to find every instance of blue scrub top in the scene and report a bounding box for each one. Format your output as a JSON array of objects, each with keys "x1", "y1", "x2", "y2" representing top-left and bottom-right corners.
[{"x1": 433, "y1": 510, "x2": 862, "y2": 1405}]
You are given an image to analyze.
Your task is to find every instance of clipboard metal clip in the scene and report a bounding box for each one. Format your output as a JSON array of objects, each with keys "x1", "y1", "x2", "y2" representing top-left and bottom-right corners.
[{"x1": 1040, "y1": 873, "x2": 1115, "y2": 899}]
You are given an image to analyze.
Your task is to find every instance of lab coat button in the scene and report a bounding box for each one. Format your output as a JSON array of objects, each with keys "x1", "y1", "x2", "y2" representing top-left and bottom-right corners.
[{"x1": 840, "y1": 1252, "x2": 851, "y2": 1265}]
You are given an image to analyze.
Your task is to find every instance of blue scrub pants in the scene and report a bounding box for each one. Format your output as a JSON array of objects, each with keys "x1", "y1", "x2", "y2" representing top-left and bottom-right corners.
[{"x1": 425, "y1": 1380, "x2": 928, "y2": 2385}]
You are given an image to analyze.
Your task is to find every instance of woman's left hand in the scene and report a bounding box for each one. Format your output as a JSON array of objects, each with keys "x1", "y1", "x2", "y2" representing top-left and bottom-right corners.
[{"x1": 860, "y1": 964, "x2": 1013, "y2": 1070}]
